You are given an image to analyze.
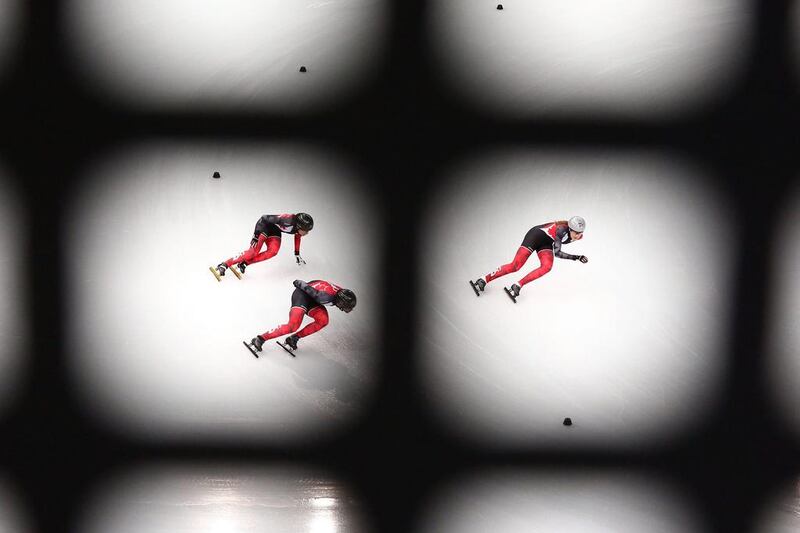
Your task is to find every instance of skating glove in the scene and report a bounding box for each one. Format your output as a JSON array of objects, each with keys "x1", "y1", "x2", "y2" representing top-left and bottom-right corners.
[
  {"x1": 296, "y1": 254, "x2": 306, "y2": 266},
  {"x1": 578, "y1": 255, "x2": 588, "y2": 263}
]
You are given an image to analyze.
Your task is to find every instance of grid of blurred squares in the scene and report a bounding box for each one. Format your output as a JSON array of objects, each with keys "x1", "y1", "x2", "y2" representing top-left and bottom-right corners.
[{"x1": 0, "y1": 0, "x2": 797, "y2": 531}]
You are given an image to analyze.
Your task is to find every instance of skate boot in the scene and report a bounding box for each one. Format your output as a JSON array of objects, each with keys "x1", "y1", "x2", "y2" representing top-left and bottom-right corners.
[
  {"x1": 251, "y1": 335, "x2": 265, "y2": 352},
  {"x1": 237, "y1": 262, "x2": 247, "y2": 274},
  {"x1": 504, "y1": 283, "x2": 521, "y2": 303},
  {"x1": 284, "y1": 334, "x2": 299, "y2": 351},
  {"x1": 469, "y1": 277, "x2": 487, "y2": 297}
]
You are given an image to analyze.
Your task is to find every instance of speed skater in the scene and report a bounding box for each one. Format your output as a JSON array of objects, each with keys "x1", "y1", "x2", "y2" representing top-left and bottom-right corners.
[
  {"x1": 470, "y1": 216, "x2": 588, "y2": 300},
  {"x1": 210, "y1": 212, "x2": 313, "y2": 280},
  {"x1": 246, "y1": 279, "x2": 357, "y2": 354}
]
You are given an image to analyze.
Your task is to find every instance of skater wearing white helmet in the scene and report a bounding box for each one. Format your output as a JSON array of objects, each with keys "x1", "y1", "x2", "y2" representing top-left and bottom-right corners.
[{"x1": 469, "y1": 216, "x2": 588, "y2": 302}]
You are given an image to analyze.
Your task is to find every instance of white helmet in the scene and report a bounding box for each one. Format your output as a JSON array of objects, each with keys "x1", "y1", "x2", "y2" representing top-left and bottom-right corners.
[{"x1": 568, "y1": 216, "x2": 585, "y2": 233}]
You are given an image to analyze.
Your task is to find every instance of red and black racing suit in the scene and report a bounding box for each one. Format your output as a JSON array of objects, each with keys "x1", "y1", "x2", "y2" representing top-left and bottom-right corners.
[
  {"x1": 223, "y1": 214, "x2": 304, "y2": 268},
  {"x1": 259, "y1": 279, "x2": 342, "y2": 342},
  {"x1": 484, "y1": 220, "x2": 582, "y2": 287}
]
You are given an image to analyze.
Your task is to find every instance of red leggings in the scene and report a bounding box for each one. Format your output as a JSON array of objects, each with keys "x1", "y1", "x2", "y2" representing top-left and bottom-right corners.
[
  {"x1": 260, "y1": 306, "x2": 330, "y2": 341},
  {"x1": 225, "y1": 234, "x2": 281, "y2": 267},
  {"x1": 485, "y1": 247, "x2": 554, "y2": 287}
]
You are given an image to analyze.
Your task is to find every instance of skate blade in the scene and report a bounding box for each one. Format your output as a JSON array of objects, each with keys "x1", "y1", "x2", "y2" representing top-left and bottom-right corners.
[
  {"x1": 469, "y1": 280, "x2": 481, "y2": 297},
  {"x1": 230, "y1": 265, "x2": 242, "y2": 280},
  {"x1": 276, "y1": 341, "x2": 297, "y2": 358},
  {"x1": 242, "y1": 340, "x2": 259, "y2": 358},
  {"x1": 503, "y1": 287, "x2": 517, "y2": 303},
  {"x1": 209, "y1": 266, "x2": 222, "y2": 282}
]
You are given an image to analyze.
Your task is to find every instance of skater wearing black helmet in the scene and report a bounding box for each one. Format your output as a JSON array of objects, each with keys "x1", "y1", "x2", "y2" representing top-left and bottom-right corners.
[
  {"x1": 243, "y1": 279, "x2": 357, "y2": 356},
  {"x1": 469, "y1": 216, "x2": 588, "y2": 302},
  {"x1": 210, "y1": 212, "x2": 314, "y2": 281}
]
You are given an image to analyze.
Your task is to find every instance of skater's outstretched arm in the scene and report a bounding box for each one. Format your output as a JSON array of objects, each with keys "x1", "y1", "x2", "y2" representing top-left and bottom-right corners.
[
  {"x1": 293, "y1": 280, "x2": 336, "y2": 305},
  {"x1": 553, "y1": 239, "x2": 582, "y2": 261}
]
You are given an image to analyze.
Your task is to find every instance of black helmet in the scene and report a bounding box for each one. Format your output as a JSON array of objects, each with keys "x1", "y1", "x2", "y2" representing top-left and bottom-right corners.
[
  {"x1": 295, "y1": 212, "x2": 314, "y2": 232},
  {"x1": 335, "y1": 288, "x2": 356, "y2": 313}
]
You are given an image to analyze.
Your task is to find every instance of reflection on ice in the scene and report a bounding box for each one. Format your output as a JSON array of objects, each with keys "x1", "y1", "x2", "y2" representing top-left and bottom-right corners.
[{"x1": 79, "y1": 465, "x2": 366, "y2": 533}]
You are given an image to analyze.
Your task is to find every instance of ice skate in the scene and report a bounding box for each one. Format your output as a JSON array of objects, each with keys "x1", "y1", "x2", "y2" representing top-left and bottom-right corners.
[
  {"x1": 504, "y1": 283, "x2": 520, "y2": 303},
  {"x1": 229, "y1": 263, "x2": 242, "y2": 280},
  {"x1": 469, "y1": 277, "x2": 486, "y2": 297},
  {"x1": 285, "y1": 334, "x2": 299, "y2": 350},
  {"x1": 276, "y1": 335, "x2": 298, "y2": 357},
  {"x1": 252, "y1": 335, "x2": 265, "y2": 351},
  {"x1": 209, "y1": 263, "x2": 227, "y2": 282},
  {"x1": 242, "y1": 335, "x2": 264, "y2": 358}
]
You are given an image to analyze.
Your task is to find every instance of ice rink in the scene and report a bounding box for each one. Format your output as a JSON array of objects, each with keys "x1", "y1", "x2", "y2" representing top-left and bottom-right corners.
[
  {"x1": 78, "y1": 463, "x2": 368, "y2": 533},
  {"x1": 427, "y1": 0, "x2": 751, "y2": 118},
  {"x1": 64, "y1": 0, "x2": 388, "y2": 111},
  {"x1": 419, "y1": 149, "x2": 733, "y2": 448},
  {"x1": 0, "y1": 168, "x2": 25, "y2": 418},
  {"x1": 65, "y1": 142, "x2": 381, "y2": 443},
  {"x1": 767, "y1": 183, "x2": 800, "y2": 435},
  {"x1": 416, "y1": 469, "x2": 704, "y2": 533}
]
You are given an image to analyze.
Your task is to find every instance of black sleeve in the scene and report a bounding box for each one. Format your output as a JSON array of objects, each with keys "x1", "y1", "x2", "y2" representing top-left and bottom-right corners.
[{"x1": 553, "y1": 239, "x2": 580, "y2": 260}]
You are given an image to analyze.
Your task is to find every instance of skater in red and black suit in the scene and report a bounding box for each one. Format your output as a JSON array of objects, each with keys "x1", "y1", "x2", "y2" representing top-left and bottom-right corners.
[
  {"x1": 213, "y1": 212, "x2": 314, "y2": 279},
  {"x1": 248, "y1": 279, "x2": 357, "y2": 353},
  {"x1": 470, "y1": 216, "x2": 589, "y2": 300}
]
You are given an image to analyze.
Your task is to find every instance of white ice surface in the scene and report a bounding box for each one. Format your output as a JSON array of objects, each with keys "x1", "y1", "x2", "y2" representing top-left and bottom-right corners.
[
  {"x1": 428, "y1": 0, "x2": 751, "y2": 119},
  {"x1": 64, "y1": 0, "x2": 388, "y2": 111},
  {"x1": 416, "y1": 469, "x2": 704, "y2": 533},
  {"x1": 419, "y1": 149, "x2": 732, "y2": 449},
  {"x1": 767, "y1": 183, "x2": 800, "y2": 436},
  {"x1": 65, "y1": 142, "x2": 381, "y2": 443},
  {"x1": 78, "y1": 463, "x2": 368, "y2": 533},
  {"x1": 754, "y1": 481, "x2": 800, "y2": 533},
  {"x1": 0, "y1": 169, "x2": 25, "y2": 418}
]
